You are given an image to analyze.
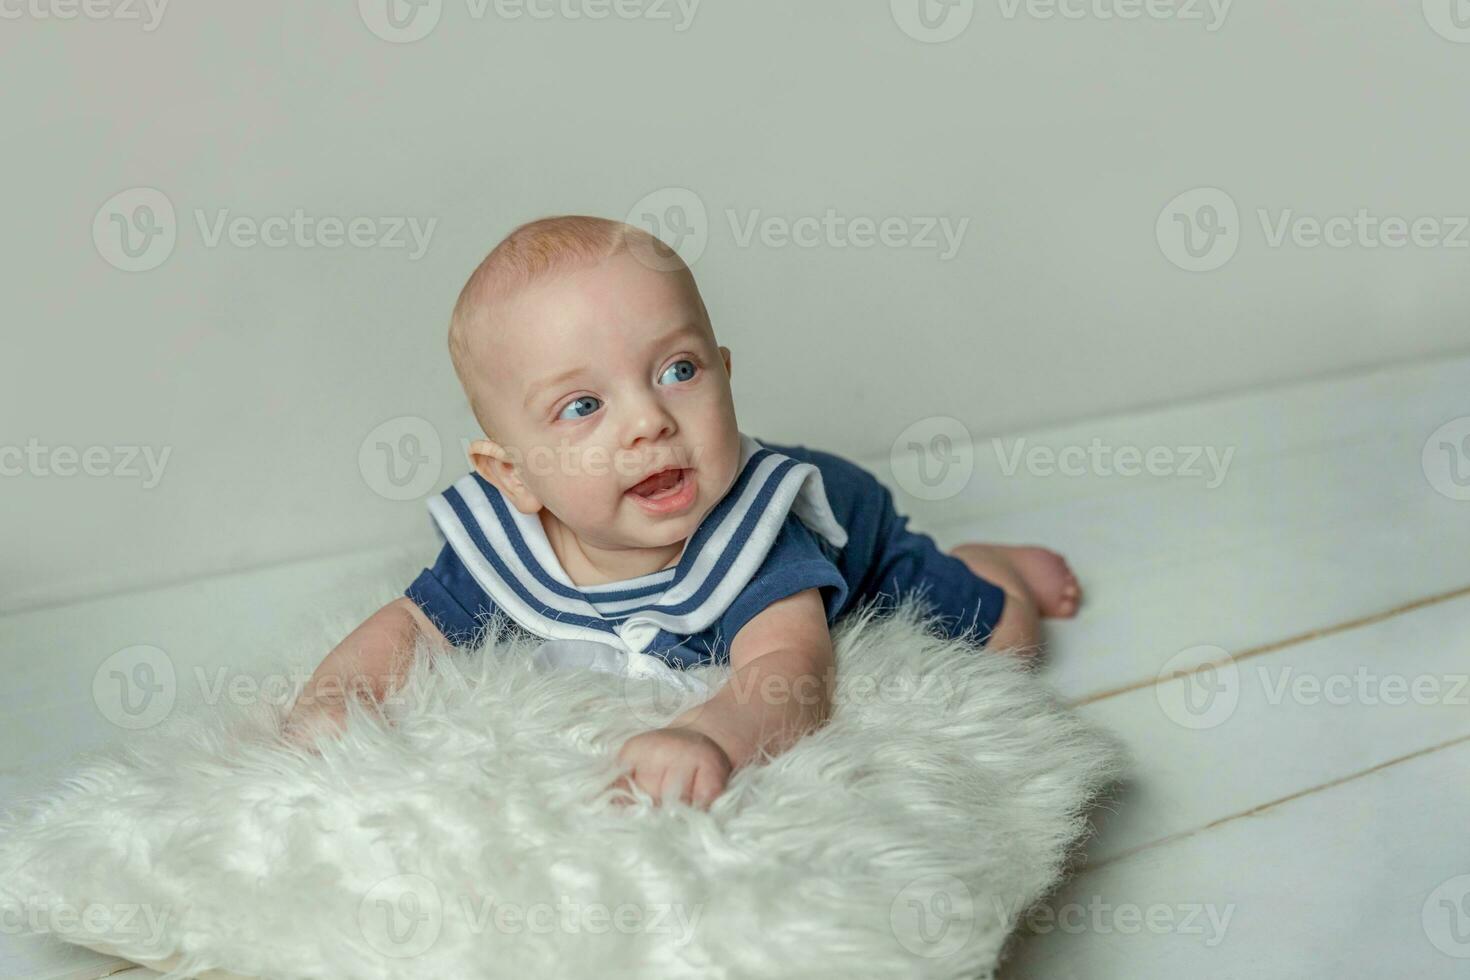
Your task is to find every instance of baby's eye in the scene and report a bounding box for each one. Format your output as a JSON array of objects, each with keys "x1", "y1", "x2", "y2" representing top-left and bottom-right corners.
[
  {"x1": 659, "y1": 359, "x2": 698, "y2": 385},
  {"x1": 557, "y1": 396, "x2": 602, "y2": 421}
]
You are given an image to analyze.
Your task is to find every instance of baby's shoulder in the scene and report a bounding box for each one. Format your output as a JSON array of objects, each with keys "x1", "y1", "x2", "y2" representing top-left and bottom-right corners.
[{"x1": 755, "y1": 437, "x2": 887, "y2": 509}]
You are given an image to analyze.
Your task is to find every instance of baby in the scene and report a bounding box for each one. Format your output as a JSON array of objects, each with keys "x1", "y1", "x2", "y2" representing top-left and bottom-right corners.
[{"x1": 284, "y1": 215, "x2": 1081, "y2": 809}]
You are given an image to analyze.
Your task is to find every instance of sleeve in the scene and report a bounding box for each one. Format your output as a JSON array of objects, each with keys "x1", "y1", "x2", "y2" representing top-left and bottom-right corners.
[
  {"x1": 716, "y1": 513, "x2": 850, "y2": 649},
  {"x1": 404, "y1": 541, "x2": 504, "y2": 649}
]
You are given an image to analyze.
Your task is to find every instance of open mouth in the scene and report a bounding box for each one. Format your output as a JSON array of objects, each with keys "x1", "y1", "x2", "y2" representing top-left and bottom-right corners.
[
  {"x1": 625, "y1": 467, "x2": 697, "y2": 514},
  {"x1": 627, "y1": 467, "x2": 686, "y2": 499}
]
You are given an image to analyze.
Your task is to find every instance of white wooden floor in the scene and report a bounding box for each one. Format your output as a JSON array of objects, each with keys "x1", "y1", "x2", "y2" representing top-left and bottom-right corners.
[{"x1": 3, "y1": 354, "x2": 1468, "y2": 979}]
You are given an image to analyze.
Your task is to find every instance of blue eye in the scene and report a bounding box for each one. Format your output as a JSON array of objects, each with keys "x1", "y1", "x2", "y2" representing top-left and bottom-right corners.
[
  {"x1": 557, "y1": 396, "x2": 601, "y2": 421},
  {"x1": 553, "y1": 360, "x2": 697, "y2": 422},
  {"x1": 659, "y1": 359, "x2": 698, "y2": 385}
]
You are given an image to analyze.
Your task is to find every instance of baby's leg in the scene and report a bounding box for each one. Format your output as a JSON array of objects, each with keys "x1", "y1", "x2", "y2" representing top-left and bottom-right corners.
[
  {"x1": 948, "y1": 544, "x2": 1081, "y2": 654},
  {"x1": 951, "y1": 544, "x2": 1080, "y2": 618}
]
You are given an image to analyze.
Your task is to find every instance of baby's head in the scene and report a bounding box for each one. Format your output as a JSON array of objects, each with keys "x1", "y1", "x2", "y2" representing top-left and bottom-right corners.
[{"x1": 448, "y1": 215, "x2": 742, "y2": 555}]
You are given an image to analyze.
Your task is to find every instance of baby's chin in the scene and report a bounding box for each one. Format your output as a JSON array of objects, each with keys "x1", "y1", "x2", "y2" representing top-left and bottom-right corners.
[{"x1": 620, "y1": 488, "x2": 705, "y2": 544}]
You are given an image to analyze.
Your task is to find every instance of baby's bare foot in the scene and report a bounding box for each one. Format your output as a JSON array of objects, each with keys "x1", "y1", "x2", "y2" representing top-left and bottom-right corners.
[{"x1": 996, "y1": 545, "x2": 1081, "y2": 618}]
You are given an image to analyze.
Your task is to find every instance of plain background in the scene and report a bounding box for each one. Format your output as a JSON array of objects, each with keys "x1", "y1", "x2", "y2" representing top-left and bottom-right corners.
[{"x1": 4, "y1": 0, "x2": 1468, "y2": 611}]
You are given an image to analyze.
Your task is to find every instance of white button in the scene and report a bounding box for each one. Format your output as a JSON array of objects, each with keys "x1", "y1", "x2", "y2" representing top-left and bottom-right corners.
[{"x1": 616, "y1": 619, "x2": 660, "y2": 653}]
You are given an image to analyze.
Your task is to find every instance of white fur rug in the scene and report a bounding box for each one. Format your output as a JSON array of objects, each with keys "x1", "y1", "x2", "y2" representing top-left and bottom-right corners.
[{"x1": 0, "y1": 598, "x2": 1123, "y2": 980}]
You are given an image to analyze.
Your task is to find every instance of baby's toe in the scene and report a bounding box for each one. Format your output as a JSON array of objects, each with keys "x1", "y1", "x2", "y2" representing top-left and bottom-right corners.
[
  {"x1": 1059, "y1": 577, "x2": 1082, "y2": 615},
  {"x1": 1006, "y1": 545, "x2": 1083, "y2": 619}
]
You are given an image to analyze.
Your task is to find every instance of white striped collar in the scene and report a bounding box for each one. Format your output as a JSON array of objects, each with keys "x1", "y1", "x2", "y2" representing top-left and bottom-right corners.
[{"x1": 424, "y1": 432, "x2": 847, "y2": 655}]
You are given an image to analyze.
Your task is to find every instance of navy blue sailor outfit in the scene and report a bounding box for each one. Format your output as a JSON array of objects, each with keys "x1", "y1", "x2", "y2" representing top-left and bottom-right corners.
[{"x1": 405, "y1": 431, "x2": 1007, "y2": 669}]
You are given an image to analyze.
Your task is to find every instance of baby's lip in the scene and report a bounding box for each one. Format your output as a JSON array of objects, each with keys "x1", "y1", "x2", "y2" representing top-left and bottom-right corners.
[{"x1": 624, "y1": 463, "x2": 689, "y2": 493}]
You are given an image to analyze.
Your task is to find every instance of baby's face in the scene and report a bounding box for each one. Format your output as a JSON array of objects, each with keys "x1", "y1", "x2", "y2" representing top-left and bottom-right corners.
[{"x1": 470, "y1": 250, "x2": 742, "y2": 554}]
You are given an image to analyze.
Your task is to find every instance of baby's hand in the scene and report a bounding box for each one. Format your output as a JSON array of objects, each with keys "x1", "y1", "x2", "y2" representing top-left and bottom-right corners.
[{"x1": 610, "y1": 726, "x2": 732, "y2": 810}]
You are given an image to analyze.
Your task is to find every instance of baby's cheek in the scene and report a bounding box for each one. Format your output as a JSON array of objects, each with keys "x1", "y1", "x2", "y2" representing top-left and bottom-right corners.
[{"x1": 563, "y1": 475, "x2": 615, "y2": 516}]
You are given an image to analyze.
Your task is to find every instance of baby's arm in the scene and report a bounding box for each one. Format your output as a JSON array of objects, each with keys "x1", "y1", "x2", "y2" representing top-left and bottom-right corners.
[
  {"x1": 613, "y1": 588, "x2": 835, "y2": 807},
  {"x1": 675, "y1": 587, "x2": 836, "y2": 767},
  {"x1": 282, "y1": 597, "x2": 447, "y2": 744}
]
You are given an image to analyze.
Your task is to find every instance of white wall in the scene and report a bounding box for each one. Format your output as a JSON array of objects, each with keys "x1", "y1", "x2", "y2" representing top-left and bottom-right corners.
[{"x1": 4, "y1": 0, "x2": 1469, "y2": 611}]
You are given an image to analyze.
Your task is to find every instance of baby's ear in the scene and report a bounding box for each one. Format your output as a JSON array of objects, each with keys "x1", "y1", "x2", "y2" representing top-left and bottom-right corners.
[
  {"x1": 719, "y1": 345, "x2": 732, "y2": 379},
  {"x1": 468, "y1": 439, "x2": 533, "y2": 506}
]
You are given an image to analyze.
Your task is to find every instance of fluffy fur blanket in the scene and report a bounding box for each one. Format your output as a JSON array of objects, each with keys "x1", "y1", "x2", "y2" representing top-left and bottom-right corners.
[{"x1": 0, "y1": 598, "x2": 1122, "y2": 980}]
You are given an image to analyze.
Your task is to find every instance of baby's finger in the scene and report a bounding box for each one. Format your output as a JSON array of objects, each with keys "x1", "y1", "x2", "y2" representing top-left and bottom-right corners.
[
  {"x1": 637, "y1": 767, "x2": 673, "y2": 808},
  {"x1": 608, "y1": 769, "x2": 637, "y2": 808},
  {"x1": 281, "y1": 720, "x2": 326, "y2": 758},
  {"x1": 689, "y1": 764, "x2": 726, "y2": 810},
  {"x1": 658, "y1": 761, "x2": 698, "y2": 808}
]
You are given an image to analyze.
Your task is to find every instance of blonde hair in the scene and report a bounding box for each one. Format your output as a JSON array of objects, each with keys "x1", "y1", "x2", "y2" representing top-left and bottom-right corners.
[{"x1": 448, "y1": 215, "x2": 694, "y2": 439}]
